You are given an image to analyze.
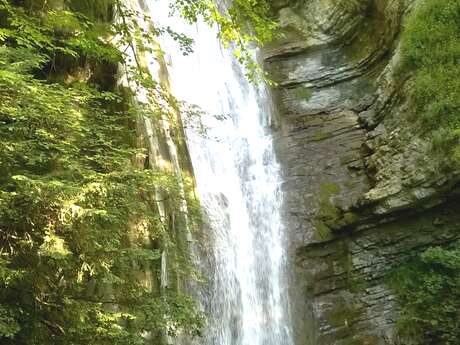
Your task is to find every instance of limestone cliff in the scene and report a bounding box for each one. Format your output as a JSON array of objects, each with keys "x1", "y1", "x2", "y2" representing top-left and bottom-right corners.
[{"x1": 264, "y1": 0, "x2": 460, "y2": 344}]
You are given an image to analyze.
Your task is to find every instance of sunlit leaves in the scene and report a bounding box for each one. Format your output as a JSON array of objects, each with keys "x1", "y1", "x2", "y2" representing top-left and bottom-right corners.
[
  {"x1": 0, "y1": 1, "x2": 203, "y2": 343},
  {"x1": 170, "y1": 0, "x2": 278, "y2": 81}
]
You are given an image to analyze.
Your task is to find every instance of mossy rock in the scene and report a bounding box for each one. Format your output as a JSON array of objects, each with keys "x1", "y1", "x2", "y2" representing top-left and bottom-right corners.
[
  {"x1": 313, "y1": 220, "x2": 333, "y2": 241},
  {"x1": 293, "y1": 85, "x2": 313, "y2": 101},
  {"x1": 320, "y1": 182, "x2": 341, "y2": 196},
  {"x1": 312, "y1": 131, "x2": 333, "y2": 142},
  {"x1": 348, "y1": 277, "x2": 369, "y2": 294},
  {"x1": 315, "y1": 183, "x2": 360, "y2": 235},
  {"x1": 335, "y1": 242, "x2": 367, "y2": 294},
  {"x1": 316, "y1": 185, "x2": 342, "y2": 234},
  {"x1": 343, "y1": 212, "x2": 359, "y2": 224},
  {"x1": 327, "y1": 296, "x2": 363, "y2": 328}
]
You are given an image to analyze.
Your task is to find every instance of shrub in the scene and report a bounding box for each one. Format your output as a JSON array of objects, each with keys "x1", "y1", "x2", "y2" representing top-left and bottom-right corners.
[
  {"x1": 388, "y1": 244, "x2": 460, "y2": 345},
  {"x1": 399, "y1": 0, "x2": 460, "y2": 166}
]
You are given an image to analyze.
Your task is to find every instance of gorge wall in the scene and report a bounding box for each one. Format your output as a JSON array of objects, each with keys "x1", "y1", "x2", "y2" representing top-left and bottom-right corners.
[{"x1": 264, "y1": 0, "x2": 460, "y2": 344}]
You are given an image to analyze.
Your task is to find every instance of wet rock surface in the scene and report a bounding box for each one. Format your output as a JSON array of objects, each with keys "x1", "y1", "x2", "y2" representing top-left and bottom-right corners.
[{"x1": 265, "y1": 0, "x2": 460, "y2": 344}]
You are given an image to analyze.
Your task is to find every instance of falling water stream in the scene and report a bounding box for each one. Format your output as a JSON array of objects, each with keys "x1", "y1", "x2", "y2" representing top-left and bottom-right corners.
[{"x1": 146, "y1": 2, "x2": 294, "y2": 345}]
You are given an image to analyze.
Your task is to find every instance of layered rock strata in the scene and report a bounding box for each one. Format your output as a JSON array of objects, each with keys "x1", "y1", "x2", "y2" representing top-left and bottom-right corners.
[{"x1": 264, "y1": 0, "x2": 460, "y2": 344}]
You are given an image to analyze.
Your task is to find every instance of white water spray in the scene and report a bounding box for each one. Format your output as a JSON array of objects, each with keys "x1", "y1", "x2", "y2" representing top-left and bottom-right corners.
[{"x1": 148, "y1": 2, "x2": 294, "y2": 345}]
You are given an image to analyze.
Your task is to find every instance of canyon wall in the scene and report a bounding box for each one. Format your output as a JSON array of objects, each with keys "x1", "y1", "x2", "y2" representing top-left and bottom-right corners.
[{"x1": 264, "y1": 0, "x2": 460, "y2": 344}]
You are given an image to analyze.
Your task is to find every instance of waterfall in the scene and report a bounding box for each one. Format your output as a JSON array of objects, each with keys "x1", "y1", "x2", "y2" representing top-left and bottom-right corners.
[{"x1": 146, "y1": 2, "x2": 294, "y2": 345}]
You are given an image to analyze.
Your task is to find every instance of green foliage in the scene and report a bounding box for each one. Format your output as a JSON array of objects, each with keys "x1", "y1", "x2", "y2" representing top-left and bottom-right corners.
[
  {"x1": 399, "y1": 0, "x2": 460, "y2": 166},
  {"x1": 171, "y1": 0, "x2": 278, "y2": 81},
  {"x1": 110, "y1": 0, "x2": 277, "y2": 82},
  {"x1": 0, "y1": 0, "x2": 278, "y2": 343},
  {"x1": 0, "y1": 1, "x2": 204, "y2": 344},
  {"x1": 388, "y1": 244, "x2": 460, "y2": 345},
  {"x1": 0, "y1": 0, "x2": 121, "y2": 64}
]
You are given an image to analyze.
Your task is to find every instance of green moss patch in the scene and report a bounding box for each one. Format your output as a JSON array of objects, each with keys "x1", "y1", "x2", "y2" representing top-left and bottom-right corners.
[
  {"x1": 320, "y1": 182, "x2": 341, "y2": 196},
  {"x1": 317, "y1": 182, "x2": 342, "y2": 230},
  {"x1": 313, "y1": 220, "x2": 333, "y2": 241},
  {"x1": 293, "y1": 85, "x2": 313, "y2": 101},
  {"x1": 314, "y1": 183, "x2": 359, "y2": 237},
  {"x1": 327, "y1": 296, "x2": 362, "y2": 329},
  {"x1": 312, "y1": 131, "x2": 333, "y2": 142}
]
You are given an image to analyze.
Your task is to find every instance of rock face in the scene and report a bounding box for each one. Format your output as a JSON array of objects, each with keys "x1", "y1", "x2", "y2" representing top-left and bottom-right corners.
[{"x1": 264, "y1": 0, "x2": 460, "y2": 344}]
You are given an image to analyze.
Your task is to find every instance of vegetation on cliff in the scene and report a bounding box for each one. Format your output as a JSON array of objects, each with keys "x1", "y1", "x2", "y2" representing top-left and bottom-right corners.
[
  {"x1": 0, "y1": 0, "x2": 275, "y2": 344},
  {"x1": 387, "y1": 1, "x2": 460, "y2": 343},
  {"x1": 400, "y1": 0, "x2": 460, "y2": 166},
  {"x1": 389, "y1": 244, "x2": 460, "y2": 345}
]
